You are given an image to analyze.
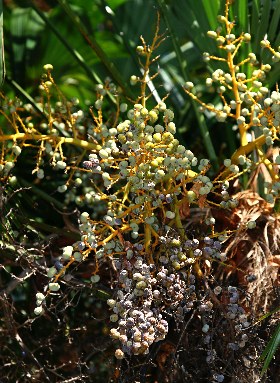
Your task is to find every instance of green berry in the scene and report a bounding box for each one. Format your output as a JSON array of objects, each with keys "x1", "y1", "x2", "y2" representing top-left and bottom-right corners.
[
  {"x1": 47, "y1": 267, "x2": 57, "y2": 278},
  {"x1": 247, "y1": 221, "x2": 256, "y2": 229},
  {"x1": 184, "y1": 81, "x2": 194, "y2": 90},
  {"x1": 36, "y1": 293, "x2": 45, "y2": 302},
  {"x1": 4, "y1": 162, "x2": 14, "y2": 172},
  {"x1": 207, "y1": 31, "x2": 217, "y2": 39},
  {"x1": 130, "y1": 75, "x2": 138, "y2": 85},
  {"x1": 224, "y1": 159, "x2": 231, "y2": 167},
  {"x1": 43, "y1": 64, "x2": 53, "y2": 71},
  {"x1": 91, "y1": 274, "x2": 100, "y2": 283},
  {"x1": 12, "y1": 145, "x2": 21, "y2": 156},
  {"x1": 166, "y1": 211, "x2": 175, "y2": 219},
  {"x1": 120, "y1": 103, "x2": 128, "y2": 112},
  {"x1": 136, "y1": 45, "x2": 144, "y2": 54},
  {"x1": 73, "y1": 252, "x2": 82, "y2": 261},
  {"x1": 115, "y1": 349, "x2": 124, "y2": 359},
  {"x1": 49, "y1": 282, "x2": 60, "y2": 291},
  {"x1": 238, "y1": 156, "x2": 246, "y2": 165},
  {"x1": 110, "y1": 314, "x2": 118, "y2": 322},
  {"x1": 34, "y1": 306, "x2": 44, "y2": 315},
  {"x1": 57, "y1": 185, "x2": 67, "y2": 193},
  {"x1": 62, "y1": 246, "x2": 73, "y2": 260},
  {"x1": 37, "y1": 169, "x2": 44, "y2": 179}
]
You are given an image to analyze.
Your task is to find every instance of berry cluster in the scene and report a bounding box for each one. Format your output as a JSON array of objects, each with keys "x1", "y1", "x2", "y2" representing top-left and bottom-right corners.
[
  {"x1": 183, "y1": 8, "x2": 280, "y2": 203},
  {"x1": 61, "y1": 98, "x2": 245, "y2": 358},
  {"x1": 107, "y1": 240, "x2": 199, "y2": 358}
]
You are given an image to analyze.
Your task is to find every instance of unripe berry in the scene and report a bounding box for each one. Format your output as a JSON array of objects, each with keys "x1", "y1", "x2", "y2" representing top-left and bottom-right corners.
[
  {"x1": 184, "y1": 81, "x2": 194, "y2": 90},
  {"x1": 130, "y1": 75, "x2": 138, "y2": 85},
  {"x1": 202, "y1": 324, "x2": 209, "y2": 333},
  {"x1": 57, "y1": 185, "x2": 67, "y2": 193},
  {"x1": 261, "y1": 38, "x2": 271, "y2": 48},
  {"x1": 49, "y1": 282, "x2": 60, "y2": 291},
  {"x1": 158, "y1": 102, "x2": 166, "y2": 112},
  {"x1": 107, "y1": 299, "x2": 116, "y2": 307},
  {"x1": 62, "y1": 246, "x2": 73, "y2": 260},
  {"x1": 136, "y1": 45, "x2": 145, "y2": 54},
  {"x1": 224, "y1": 159, "x2": 231, "y2": 167},
  {"x1": 37, "y1": 169, "x2": 44, "y2": 179},
  {"x1": 4, "y1": 162, "x2": 14, "y2": 172},
  {"x1": 207, "y1": 30, "x2": 217, "y2": 39},
  {"x1": 34, "y1": 306, "x2": 44, "y2": 315},
  {"x1": 149, "y1": 110, "x2": 158, "y2": 123},
  {"x1": 91, "y1": 274, "x2": 100, "y2": 283},
  {"x1": 247, "y1": 221, "x2": 256, "y2": 229},
  {"x1": 36, "y1": 293, "x2": 45, "y2": 302},
  {"x1": 110, "y1": 314, "x2": 118, "y2": 322},
  {"x1": 238, "y1": 155, "x2": 246, "y2": 165},
  {"x1": 80, "y1": 212, "x2": 89, "y2": 223},
  {"x1": 187, "y1": 191, "x2": 196, "y2": 202},
  {"x1": 56, "y1": 160, "x2": 66, "y2": 170},
  {"x1": 43, "y1": 64, "x2": 53, "y2": 71},
  {"x1": 47, "y1": 266, "x2": 57, "y2": 278},
  {"x1": 166, "y1": 211, "x2": 175, "y2": 219},
  {"x1": 115, "y1": 349, "x2": 124, "y2": 359},
  {"x1": 243, "y1": 33, "x2": 251, "y2": 42},
  {"x1": 216, "y1": 36, "x2": 225, "y2": 45},
  {"x1": 120, "y1": 103, "x2": 127, "y2": 112},
  {"x1": 12, "y1": 145, "x2": 21, "y2": 156},
  {"x1": 229, "y1": 164, "x2": 239, "y2": 174},
  {"x1": 73, "y1": 252, "x2": 82, "y2": 261}
]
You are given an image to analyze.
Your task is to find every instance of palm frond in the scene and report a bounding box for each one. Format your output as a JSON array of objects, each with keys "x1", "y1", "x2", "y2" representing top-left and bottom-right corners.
[
  {"x1": 260, "y1": 322, "x2": 280, "y2": 376},
  {"x1": 0, "y1": 0, "x2": 5, "y2": 87}
]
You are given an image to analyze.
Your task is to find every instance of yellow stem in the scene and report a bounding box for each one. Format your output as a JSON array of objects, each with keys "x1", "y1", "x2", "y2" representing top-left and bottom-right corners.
[
  {"x1": 0, "y1": 133, "x2": 100, "y2": 151},
  {"x1": 227, "y1": 51, "x2": 248, "y2": 147}
]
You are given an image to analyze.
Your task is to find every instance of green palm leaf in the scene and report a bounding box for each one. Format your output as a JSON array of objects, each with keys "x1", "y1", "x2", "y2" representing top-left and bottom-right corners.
[
  {"x1": 260, "y1": 323, "x2": 280, "y2": 376},
  {"x1": 0, "y1": 0, "x2": 5, "y2": 87}
]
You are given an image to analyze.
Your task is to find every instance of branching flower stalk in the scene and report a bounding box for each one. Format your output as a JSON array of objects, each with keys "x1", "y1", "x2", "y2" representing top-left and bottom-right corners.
[
  {"x1": 1, "y1": 1, "x2": 278, "y2": 372},
  {"x1": 136, "y1": 13, "x2": 166, "y2": 108},
  {"x1": 39, "y1": 39, "x2": 250, "y2": 361},
  {"x1": 183, "y1": 0, "x2": 280, "y2": 193}
]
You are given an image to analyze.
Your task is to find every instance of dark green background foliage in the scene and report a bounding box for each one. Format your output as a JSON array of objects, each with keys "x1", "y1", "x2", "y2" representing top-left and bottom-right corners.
[
  {"x1": 0, "y1": 1, "x2": 279, "y2": 382},
  {"x1": 2, "y1": 0, "x2": 280, "y2": 162}
]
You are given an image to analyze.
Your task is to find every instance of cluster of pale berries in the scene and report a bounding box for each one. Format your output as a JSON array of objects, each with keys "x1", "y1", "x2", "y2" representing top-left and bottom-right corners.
[
  {"x1": 84, "y1": 102, "x2": 212, "y2": 194},
  {"x1": 184, "y1": 22, "x2": 280, "y2": 140},
  {"x1": 184, "y1": 26, "x2": 280, "y2": 203},
  {"x1": 33, "y1": 212, "x2": 102, "y2": 315},
  {"x1": 44, "y1": 96, "x2": 212, "y2": 211},
  {"x1": 108, "y1": 248, "x2": 195, "y2": 359},
  {"x1": 78, "y1": 102, "x2": 222, "y2": 241},
  {"x1": 106, "y1": 222, "x2": 232, "y2": 359},
  {"x1": 108, "y1": 257, "x2": 170, "y2": 359},
  {"x1": 185, "y1": 51, "x2": 280, "y2": 136}
]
